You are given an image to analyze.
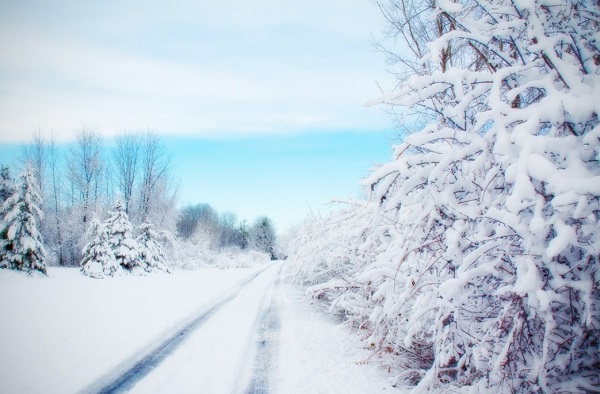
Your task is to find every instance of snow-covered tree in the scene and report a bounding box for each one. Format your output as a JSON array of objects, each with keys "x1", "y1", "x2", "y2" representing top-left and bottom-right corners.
[
  {"x1": 0, "y1": 164, "x2": 47, "y2": 275},
  {"x1": 80, "y1": 220, "x2": 121, "y2": 278},
  {"x1": 112, "y1": 132, "x2": 141, "y2": 216},
  {"x1": 20, "y1": 130, "x2": 46, "y2": 198},
  {"x1": 104, "y1": 200, "x2": 141, "y2": 273},
  {"x1": 250, "y1": 216, "x2": 276, "y2": 259},
  {"x1": 371, "y1": 1, "x2": 599, "y2": 391},
  {"x1": 287, "y1": 0, "x2": 600, "y2": 392},
  {"x1": 136, "y1": 222, "x2": 171, "y2": 274},
  {"x1": 67, "y1": 128, "x2": 104, "y2": 226},
  {"x1": 236, "y1": 219, "x2": 250, "y2": 250},
  {"x1": 138, "y1": 132, "x2": 177, "y2": 231},
  {"x1": 177, "y1": 203, "x2": 218, "y2": 241},
  {"x1": 46, "y1": 134, "x2": 67, "y2": 266},
  {"x1": 0, "y1": 165, "x2": 14, "y2": 205}
]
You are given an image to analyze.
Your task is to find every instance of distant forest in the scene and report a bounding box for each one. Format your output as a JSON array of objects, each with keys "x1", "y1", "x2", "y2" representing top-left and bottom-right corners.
[{"x1": 0, "y1": 129, "x2": 277, "y2": 270}]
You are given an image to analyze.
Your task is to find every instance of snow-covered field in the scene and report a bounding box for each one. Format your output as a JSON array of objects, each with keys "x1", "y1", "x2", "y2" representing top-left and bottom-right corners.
[{"x1": 0, "y1": 265, "x2": 394, "y2": 393}]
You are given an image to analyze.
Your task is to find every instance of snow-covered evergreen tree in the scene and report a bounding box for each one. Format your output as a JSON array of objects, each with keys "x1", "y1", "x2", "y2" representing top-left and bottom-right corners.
[
  {"x1": 0, "y1": 164, "x2": 47, "y2": 275},
  {"x1": 0, "y1": 165, "x2": 15, "y2": 205},
  {"x1": 250, "y1": 216, "x2": 277, "y2": 259},
  {"x1": 104, "y1": 200, "x2": 141, "y2": 273},
  {"x1": 80, "y1": 220, "x2": 121, "y2": 278},
  {"x1": 136, "y1": 222, "x2": 171, "y2": 274}
]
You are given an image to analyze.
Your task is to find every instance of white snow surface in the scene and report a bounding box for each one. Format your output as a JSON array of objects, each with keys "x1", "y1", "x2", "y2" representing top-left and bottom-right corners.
[
  {"x1": 0, "y1": 265, "x2": 395, "y2": 393},
  {"x1": 274, "y1": 285, "x2": 393, "y2": 394}
]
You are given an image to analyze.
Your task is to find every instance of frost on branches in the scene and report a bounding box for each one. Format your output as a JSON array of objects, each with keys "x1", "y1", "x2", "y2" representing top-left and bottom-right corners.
[
  {"x1": 0, "y1": 165, "x2": 47, "y2": 276},
  {"x1": 286, "y1": 1, "x2": 599, "y2": 392}
]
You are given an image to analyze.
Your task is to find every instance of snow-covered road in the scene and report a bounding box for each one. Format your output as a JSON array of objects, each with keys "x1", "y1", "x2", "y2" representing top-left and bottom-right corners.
[
  {"x1": 90, "y1": 265, "x2": 278, "y2": 393},
  {"x1": 0, "y1": 265, "x2": 394, "y2": 393},
  {"x1": 94, "y1": 264, "x2": 282, "y2": 393},
  {"x1": 242, "y1": 274, "x2": 280, "y2": 394}
]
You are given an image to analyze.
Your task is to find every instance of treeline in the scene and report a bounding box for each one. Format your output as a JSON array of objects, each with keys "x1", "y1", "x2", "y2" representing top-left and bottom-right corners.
[
  {"x1": 176, "y1": 203, "x2": 278, "y2": 259},
  {"x1": 3, "y1": 129, "x2": 177, "y2": 267}
]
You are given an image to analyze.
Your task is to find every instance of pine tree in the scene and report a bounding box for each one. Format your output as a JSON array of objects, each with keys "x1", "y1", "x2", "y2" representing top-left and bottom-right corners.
[
  {"x1": 80, "y1": 220, "x2": 121, "y2": 278},
  {"x1": 0, "y1": 164, "x2": 47, "y2": 275},
  {"x1": 0, "y1": 165, "x2": 14, "y2": 205},
  {"x1": 104, "y1": 200, "x2": 141, "y2": 273},
  {"x1": 250, "y1": 216, "x2": 276, "y2": 259},
  {"x1": 136, "y1": 222, "x2": 171, "y2": 274}
]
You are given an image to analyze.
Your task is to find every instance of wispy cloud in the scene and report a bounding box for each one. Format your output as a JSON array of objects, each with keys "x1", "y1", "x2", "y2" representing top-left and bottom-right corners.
[{"x1": 0, "y1": 0, "x2": 391, "y2": 142}]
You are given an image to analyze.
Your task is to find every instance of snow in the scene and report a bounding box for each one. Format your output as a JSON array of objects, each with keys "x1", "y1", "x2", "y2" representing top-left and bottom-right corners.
[
  {"x1": 127, "y1": 266, "x2": 281, "y2": 393},
  {"x1": 274, "y1": 285, "x2": 393, "y2": 393},
  {"x1": 0, "y1": 267, "x2": 263, "y2": 393},
  {"x1": 546, "y1": 220, "x2": 578, "y2": 258},
  {"x1": 170, "y1": 240, "x2": 272, "y2": 270},
  {"x1": 0, "y1": 265, "x2": 397, "y2": 393}
]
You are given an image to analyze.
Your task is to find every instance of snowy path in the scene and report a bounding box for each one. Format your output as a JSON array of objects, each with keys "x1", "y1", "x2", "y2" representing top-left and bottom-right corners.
[
  {"x1": 90, "y1": 267, "x2": 272, "y2": 393},
  {"x1": 0, "y1": 265, "x2": 395, "y2": 393},
  {"x1": 0, "y1": 266, "x2": 272, "y2": 393},
  {"x1": 242, "y1": 272, "x2": 281, "y2": 394},
  {"x1": 121, "y1": 264, "x2": 281, "y2": 393}
]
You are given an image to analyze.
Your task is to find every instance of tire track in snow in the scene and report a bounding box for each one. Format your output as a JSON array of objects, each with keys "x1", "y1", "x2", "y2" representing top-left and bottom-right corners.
[
  {"x1": 84, "y1": 267, "x2": 270, "y2": 394},
  {"x1": 243, "y1": 273, "x2": 281, "y2": 394}
]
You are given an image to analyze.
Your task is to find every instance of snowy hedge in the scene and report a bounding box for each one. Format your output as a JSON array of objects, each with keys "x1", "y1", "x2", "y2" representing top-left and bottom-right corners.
[{"x1": 286, "y1": 0, "x2": 600, "y2": 392}]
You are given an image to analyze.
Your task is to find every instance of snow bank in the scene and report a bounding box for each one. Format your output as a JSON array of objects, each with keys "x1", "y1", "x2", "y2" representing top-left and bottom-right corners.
[{"x1": 0, "y1": 266, "x2": 264, "y2": 393}]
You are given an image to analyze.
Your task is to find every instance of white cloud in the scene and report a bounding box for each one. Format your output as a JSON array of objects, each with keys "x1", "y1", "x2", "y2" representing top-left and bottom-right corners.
[{"x1": 0, "y1": 1, "x2": 392, "y2": 143}]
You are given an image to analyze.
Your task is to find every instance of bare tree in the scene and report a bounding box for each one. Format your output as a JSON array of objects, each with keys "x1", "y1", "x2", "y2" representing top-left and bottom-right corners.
[
  {"x1": 20, "y1": 129, "x2": 47, "y2": 198},
  {"x1": 176, "y1": 203, "x2": 218, "y2": 241},
  {"x1": 47, "y1": 134, "x2": 66, "y2": 266},
  {"x1": 139, "y1": 132, "x2": 174, "y2": 223},
  {"x1": 112, "y1": 132, "x2": 141, "y2": 215},
  {"x1": 67, "y1": 128, "x2": 103, "y2": 224},
  {"x1": 218, "y1": 211, "x2": 239, "y2": 249}
]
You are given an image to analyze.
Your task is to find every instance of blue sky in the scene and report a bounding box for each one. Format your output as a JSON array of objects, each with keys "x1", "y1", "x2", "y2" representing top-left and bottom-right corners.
[
  {"x1": 0, "y1": 0, "x2": 397, "y2": 231},
  {"x1": 168, "y1": 131, "x2": 394, "y2": 230}
]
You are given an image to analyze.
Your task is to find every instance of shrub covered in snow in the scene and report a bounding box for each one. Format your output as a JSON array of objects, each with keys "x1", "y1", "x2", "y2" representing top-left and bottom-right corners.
[
  {"x1": 287, "y1": 0, "x2": 600, "y2": 392},
  {"x1": 0, "y1": 165, "x2": 47, "y2": 276},
  {"x1": 284, "y1": 204, "x2": 377, "y2": 290},
  {"x1": 210, "y1": 248, "x2": 271, "y2": 269},
  {"x1": 170, "y1": 237, "x2": 271, "y2": 270}
]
